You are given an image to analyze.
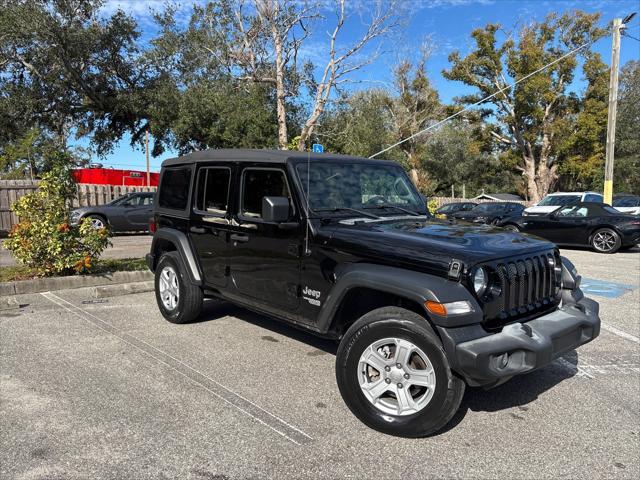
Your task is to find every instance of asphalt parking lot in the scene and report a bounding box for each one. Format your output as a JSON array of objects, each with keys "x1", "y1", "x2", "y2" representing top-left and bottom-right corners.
[{"x1": 1, "y1": 248, "x2": 639, "y2": 479}]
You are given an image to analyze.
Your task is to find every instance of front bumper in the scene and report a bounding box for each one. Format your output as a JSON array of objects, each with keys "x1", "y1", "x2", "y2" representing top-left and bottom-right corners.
[{"x1": 438, "y1": 296, "x2": 600, "y2": 387}]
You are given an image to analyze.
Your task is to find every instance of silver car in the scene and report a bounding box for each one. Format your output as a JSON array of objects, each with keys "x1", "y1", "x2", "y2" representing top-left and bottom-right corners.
[{"x1": 70, "y1": 192, "x2": 155, "y2": 232}]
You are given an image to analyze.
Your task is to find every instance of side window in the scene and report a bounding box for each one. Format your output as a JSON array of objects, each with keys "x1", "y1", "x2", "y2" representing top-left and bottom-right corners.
[
  {"x1": 121, "y1": 195, "x2": 139, "y2": 206},
  {"x1": 558, "y1": 206, "x2": 588, "y2": 217},
  {"x1": 142, "y1": 195, "x2": 154, "y2": 206},
  {"x1": 159, "y1": 167, "x2": 192, "y2": 210},
  {"x1": 195, "y1": 168, "x2": 231, "y2": 215},
  {"x1": 584, "y1": 194, "x2": 602, "y2": 203},
  {"x1": 241, "y1": 169, "x2": 291, "y2": 219}
]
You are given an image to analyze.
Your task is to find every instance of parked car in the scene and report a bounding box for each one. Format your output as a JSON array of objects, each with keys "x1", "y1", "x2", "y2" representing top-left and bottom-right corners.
[
  {"x1": 498, "y1": 202, "x2": 640, "y2": 253},
  {"x1": 435, "y1": 202, "x2": 477, "y2": 219},
  {"x1": 452, "y1": 202, "x2": 524, "y2": 224},
  {"x1": 70, "y1": 192, "x2": 155, "y2": 232},
  {"x1": 524, "y1": 191, "x2": 603, "y2": 216},
  {"x1": 613, "y1": 195, "x2": 640, "y2": 216},
  {"x1": 146, "y1": 148, "x2": 600, "y2": 438}
]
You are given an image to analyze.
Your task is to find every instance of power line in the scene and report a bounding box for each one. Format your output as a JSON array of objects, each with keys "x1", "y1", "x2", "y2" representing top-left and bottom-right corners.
[
  {"x1": 622, "y1": 32, "x2": 640, "y2": 42},
  {"x1": 369, "y1": 39, "x2": 594, "y2": 159}
]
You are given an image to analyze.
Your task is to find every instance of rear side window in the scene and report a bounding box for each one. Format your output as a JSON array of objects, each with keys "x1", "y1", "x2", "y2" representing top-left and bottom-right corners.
[
  {"x1": 159, "y1": 167, "x2": 192, "y2": 210},
  {"x1": 584, "y1": 194, "x2": 603, "y2": 202},
  {"x1": 241, "y1": 169, "x2": 291, "y2": 219},
  {"x1": 195, "y1": 167, "x2": 231, "y2": 214}
]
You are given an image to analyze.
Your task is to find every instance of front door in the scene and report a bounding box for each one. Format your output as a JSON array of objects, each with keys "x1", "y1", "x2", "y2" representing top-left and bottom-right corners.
[
  {"x1": 227, "y1": 167, "x2": 301, "y2": 311},
  {"x1": 189, "y1": 166, "x2": 234, "y2": 288}
]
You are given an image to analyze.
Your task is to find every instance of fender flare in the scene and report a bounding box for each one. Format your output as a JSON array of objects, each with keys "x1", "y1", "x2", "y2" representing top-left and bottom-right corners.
[
  {"x1": 316, "y1": 263, "x2": 482, "y2": 332},
  {"x1": 150, "y1": 228, "x2": 202, "y2": 285}
]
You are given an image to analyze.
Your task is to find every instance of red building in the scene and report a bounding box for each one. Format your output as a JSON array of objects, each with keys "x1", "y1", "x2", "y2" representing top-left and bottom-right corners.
[{"x1": 72, "y1": 168, "x2": 159, "y2": 187}]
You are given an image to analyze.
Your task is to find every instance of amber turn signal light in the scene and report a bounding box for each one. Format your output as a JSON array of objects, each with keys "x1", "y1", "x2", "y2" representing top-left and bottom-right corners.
[{"x1": 425, "y1": 300, "x2": 447, "y2": 316}]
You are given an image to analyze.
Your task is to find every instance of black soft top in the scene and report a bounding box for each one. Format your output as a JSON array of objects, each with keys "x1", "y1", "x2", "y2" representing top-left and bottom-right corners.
[{"x1": 161, "y1": 148, "x2": 397, "y2": 167}]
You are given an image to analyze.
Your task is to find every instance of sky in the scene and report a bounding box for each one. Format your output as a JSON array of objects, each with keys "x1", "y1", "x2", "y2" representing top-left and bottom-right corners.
[{"x1": 89, "y1": 0, "x2": 640, "y2": 172}]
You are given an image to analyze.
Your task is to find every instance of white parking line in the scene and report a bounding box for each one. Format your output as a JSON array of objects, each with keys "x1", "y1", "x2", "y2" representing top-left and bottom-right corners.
[
  {"x1": 40, "y1": 291, "x2": 313, "y2": 446},
  {"x1": 601, "y1": 323, "x2": 639, "y2": 344}
]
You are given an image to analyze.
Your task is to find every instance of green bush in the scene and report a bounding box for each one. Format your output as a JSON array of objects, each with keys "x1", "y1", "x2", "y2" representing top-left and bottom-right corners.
[
  {"x1": 3, "y1": 153, "x2": 110, "y2": 276},
  {"x1": 427, "y1": 198, "x2": 439, "y2": 216}
]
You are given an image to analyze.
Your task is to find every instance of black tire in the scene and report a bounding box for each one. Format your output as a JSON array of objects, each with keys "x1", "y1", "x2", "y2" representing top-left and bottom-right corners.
[
  {"x1": 86, "y1": 214, "x2": 108, "y2": 230},
  {"x1": 503, "y1": 224, "x2": 520, "y2": 232},
  {"x1": 154, "y1": 252, "x2": 203, "y2": 324},
  {"x1": 335, "y1": 307, "x2": 465, "y2": 438},
  {"x1": 590, "y1": 228, "x2": 621, "y2": 254}
]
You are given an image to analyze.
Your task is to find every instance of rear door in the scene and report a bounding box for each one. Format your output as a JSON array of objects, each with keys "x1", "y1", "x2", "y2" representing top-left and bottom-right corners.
[
  {"x1": 226, "y1": 166, "x2": 301, "y2": 311},
  {"x1": 189, "y1": 165, "x2": 234, "y2": 288}
]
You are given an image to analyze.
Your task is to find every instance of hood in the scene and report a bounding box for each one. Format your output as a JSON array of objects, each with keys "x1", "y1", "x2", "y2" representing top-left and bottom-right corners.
[{"x1": 322, "y1": 217, "x2": 555, "y2": 275}]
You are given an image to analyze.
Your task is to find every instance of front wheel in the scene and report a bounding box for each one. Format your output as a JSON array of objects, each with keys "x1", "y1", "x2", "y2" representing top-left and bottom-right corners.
[
  {"x1": 591, "y1": 228, "x2": 621, "y2": 253},
  {"x1": 154, "y1": 252, "x2": 203, "y2": 323},
  {"x1": 503, "y1": 224, "x2": 520, "y2": 232},
  {"x1": 336, "y1": 307, "x2": 465, "y2": 437}
]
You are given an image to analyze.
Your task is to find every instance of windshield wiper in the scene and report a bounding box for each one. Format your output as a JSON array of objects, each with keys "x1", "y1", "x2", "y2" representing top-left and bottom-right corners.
[
  {"x1": 314, "y1": 207, "x2": 381, "y2": 219},
  {"x1": 364, "y1": 205, "x2": 423, "y2": 216}
]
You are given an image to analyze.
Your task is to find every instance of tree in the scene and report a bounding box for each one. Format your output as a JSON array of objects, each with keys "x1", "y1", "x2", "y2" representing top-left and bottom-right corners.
[
  {"x1": 180, "y1": 0, "x2": 399, "y2": 150},
  {"x1": 0, "y1": 0, "x2": 151, "y2": 156},
  {"x1": 443, "y1": 12, "x2": 605, "y2": 202},
  {"x1": 320, "y1": 89, "x2": 395, "y2": 158},
  {"x1": 613, "y1": 60, "x2": 640, "y2": 193},
  {"x1": 386, "y1": 50, "x2": 444, "y2": 192},
  {"x1": 558, "y1": 54, "x2": 608, "y2": 191}
]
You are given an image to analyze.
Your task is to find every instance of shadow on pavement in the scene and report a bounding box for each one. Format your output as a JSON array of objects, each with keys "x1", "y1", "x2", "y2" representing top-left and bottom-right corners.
[
  {"x1": 199, "y1": 300, "x2": 582, "y2": 432},
  {"x1": 200, "y1": 299, "x2": 338, "y2": 355},
  {"x1": 439, "y1": 349, "x2": 580, "y2": 434}
]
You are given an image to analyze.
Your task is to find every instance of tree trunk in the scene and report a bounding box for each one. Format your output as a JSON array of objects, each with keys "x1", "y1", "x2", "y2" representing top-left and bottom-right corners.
[{"x1": 272, "y1": 25, "x2": 288, "y2": 150}]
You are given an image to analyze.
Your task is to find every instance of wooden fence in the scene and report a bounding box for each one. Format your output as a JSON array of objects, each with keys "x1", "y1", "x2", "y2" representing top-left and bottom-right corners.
[{"x1": 0, "y1": 180, "x2": 156, "y2": 233}]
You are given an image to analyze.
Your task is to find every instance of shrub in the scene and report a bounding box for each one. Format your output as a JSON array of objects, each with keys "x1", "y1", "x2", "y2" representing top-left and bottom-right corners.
[
  {"x1": 3, "y1": 153, "x2": 110, "y2": 276},
  {"x1": 427, "y1": 198, "x2": 439, "y2": 216}
]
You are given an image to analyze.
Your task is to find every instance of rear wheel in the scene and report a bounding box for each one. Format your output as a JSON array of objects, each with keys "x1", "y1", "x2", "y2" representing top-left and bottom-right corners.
[
  {"x1": 154, "y1": 252, "x2": 203, "y2": 323},
  {"x1": 336, "y1": 307, "x2": 465, "y2": 437},
  {"x1": 591, "y1": 228, "x2": 621, "y2": 254},
  {"x1": 503, "y1": 224, "x2": 520, "y2": 232}
]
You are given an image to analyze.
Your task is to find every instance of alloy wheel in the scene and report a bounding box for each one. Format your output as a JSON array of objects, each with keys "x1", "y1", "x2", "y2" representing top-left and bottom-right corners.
[
  {"x1": 593, "y1": 230, "x2": 617, "y2": 252},
  {"x1": 159, "y1": 266, "x2": 180, "y2": 310},
  {"x1": 89, "y1": 217, "x2": 105, "y2": 229},
  {"x1": 358, "y1": 337, "x2": 436, "y2": 416}
]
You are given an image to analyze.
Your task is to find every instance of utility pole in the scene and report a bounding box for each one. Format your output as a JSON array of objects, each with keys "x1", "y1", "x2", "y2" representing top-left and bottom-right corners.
[
  {"x1": 603, "y1": 18, "x2": 623, "y2": 205},
  {"x1": 145, "y1": 129, "x2": 150, "y2": 187}
]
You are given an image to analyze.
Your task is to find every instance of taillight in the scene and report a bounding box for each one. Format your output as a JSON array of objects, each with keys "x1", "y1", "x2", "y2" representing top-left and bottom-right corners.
[{"x1": 149, "y1": 218, "x2": 156, "y2": 234}]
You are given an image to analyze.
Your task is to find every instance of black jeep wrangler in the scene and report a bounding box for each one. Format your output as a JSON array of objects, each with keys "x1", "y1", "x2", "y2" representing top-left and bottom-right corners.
[{"x1": 146, "y1": 149, "x2": 600, "y2": 437}]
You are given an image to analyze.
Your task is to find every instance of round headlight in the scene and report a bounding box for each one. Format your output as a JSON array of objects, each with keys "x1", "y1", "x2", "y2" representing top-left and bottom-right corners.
[{"x1": 473, "y1": 267, "x2": 488, "y2": 296}]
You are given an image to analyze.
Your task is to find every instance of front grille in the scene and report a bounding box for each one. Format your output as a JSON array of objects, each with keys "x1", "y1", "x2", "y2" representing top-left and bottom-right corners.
[{"x1": 482, "y1": 251, "x2": 560, "y2": 329}]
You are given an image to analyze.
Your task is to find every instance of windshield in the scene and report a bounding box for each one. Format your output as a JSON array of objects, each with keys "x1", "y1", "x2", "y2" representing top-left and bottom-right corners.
[
  {"x1": 613, "y1": 197, "x2": 640, "y2": 207},
  {"x1": 537, "y1": 195, "x2": 580, "y2": 206},
  {"x1": 472, "y1": 203, "x2": 503, "y2": 213},
  {"x1": 295, "y1": 161, "x2": 425, "y2": 214}
]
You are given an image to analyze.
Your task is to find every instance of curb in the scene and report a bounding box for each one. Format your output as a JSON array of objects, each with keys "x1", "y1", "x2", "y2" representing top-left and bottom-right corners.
[
  {"x1": 0, "y1": 270, "x2": 153, "y2": 296},
  {"x1": 91, "y1": 281, "x2": 154, "y2": 298}
]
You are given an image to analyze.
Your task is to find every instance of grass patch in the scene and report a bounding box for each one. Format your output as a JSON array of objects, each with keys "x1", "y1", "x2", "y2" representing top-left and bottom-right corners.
[{"x1": 0, "y1": 257, "x2": 147, "y2": 283}]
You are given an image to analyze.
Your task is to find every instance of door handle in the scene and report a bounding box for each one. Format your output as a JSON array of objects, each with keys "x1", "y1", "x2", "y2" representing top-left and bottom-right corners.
[
  {"x1": 230, "y1": 233, "x2": 249, "y2": 243},
  {"x1": 190, "y1": 226, "x2": 206, "y2": 234}
]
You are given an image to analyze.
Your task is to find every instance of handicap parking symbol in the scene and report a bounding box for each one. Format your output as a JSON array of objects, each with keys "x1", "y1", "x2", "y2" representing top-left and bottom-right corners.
[
  {"x1": 312, "y1": 143, "x2": 324, "y2": 153},
  {"x1": 580, "y1": 278, "x2": 637, "y2": 298}
]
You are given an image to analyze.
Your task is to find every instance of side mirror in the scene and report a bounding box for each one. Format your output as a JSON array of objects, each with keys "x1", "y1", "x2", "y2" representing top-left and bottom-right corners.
[{"x1": 262, "y1": 196, "x2": 291, "y2": 223}]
